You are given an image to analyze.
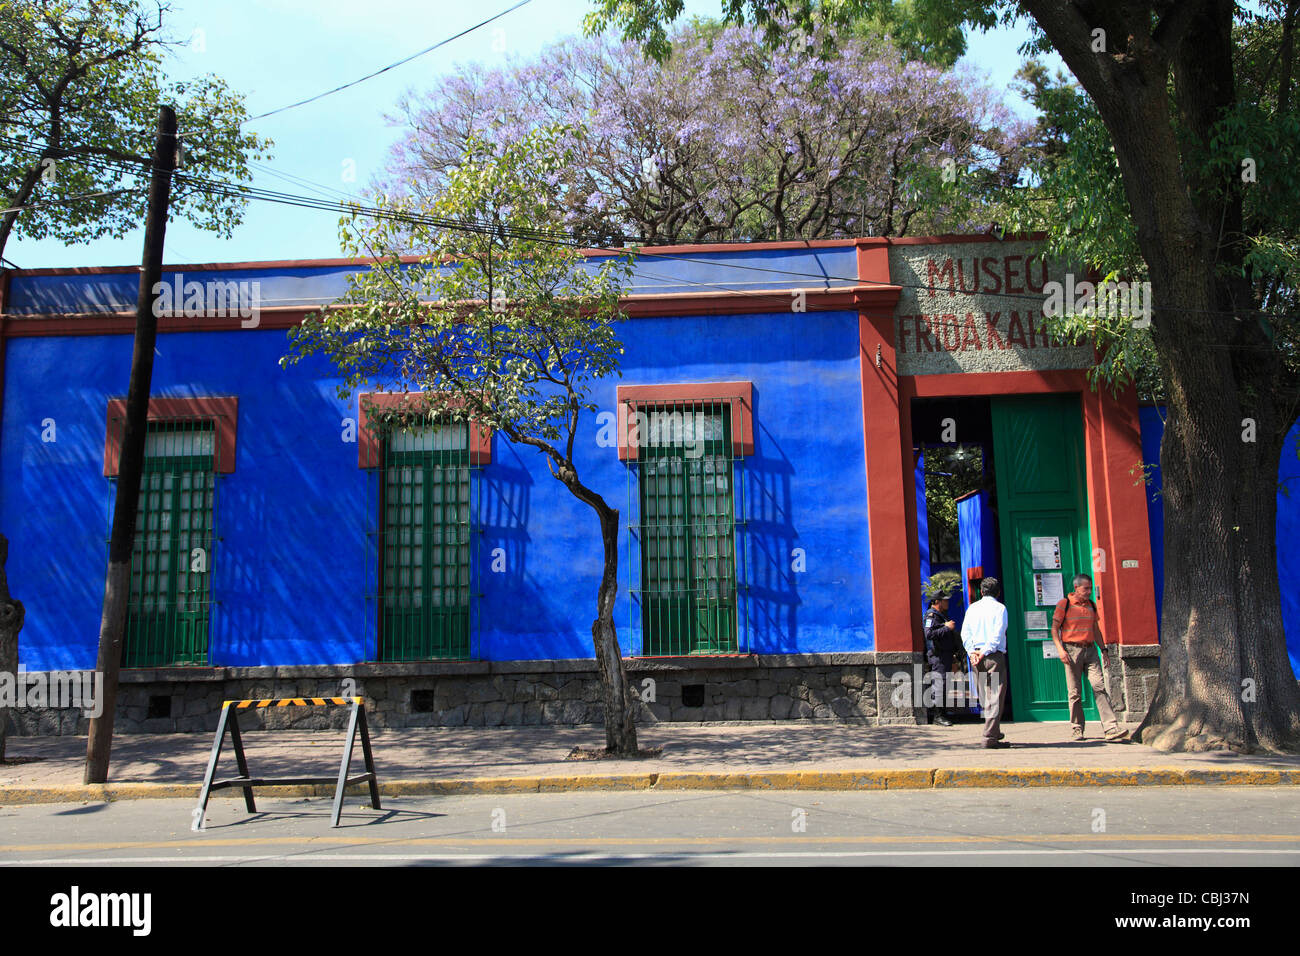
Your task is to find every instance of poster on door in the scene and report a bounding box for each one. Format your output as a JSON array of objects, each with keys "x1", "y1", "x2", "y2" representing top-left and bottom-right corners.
[
  {"x1": 1033, "y1": 572, "x2": 1064, "y2": 606},
  {"x1": 1030, "y1": 535, "x2": 1061, "y2": 570}
]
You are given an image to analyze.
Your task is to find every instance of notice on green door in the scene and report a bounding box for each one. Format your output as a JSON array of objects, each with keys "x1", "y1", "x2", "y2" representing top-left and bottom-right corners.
[
  {"x1": 1031, "y1": 535, "x2": 1062, "y2": 569},
  {"x1": 1034, "y1": 572, "x2": 1065, "y2": 605}
]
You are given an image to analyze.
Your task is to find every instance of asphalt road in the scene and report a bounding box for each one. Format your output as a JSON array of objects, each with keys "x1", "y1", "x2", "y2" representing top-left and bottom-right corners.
[{"x1": 1, "y1": 786, "x2": 1297, "y2": 866}]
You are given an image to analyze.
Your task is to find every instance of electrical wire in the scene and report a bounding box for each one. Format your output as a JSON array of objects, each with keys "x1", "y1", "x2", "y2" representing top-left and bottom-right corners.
[
  {"x1": 2, "y1": 132, "x2": 1294, "y2": 324},
  {"x1": 245, "y1": 0, "x2": 534, "y2": 122}
]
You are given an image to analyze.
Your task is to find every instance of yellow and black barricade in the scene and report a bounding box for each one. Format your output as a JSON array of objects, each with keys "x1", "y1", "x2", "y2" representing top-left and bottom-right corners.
[{"x1": 194, "y1": 696, "x2": 381, "y2": 828}]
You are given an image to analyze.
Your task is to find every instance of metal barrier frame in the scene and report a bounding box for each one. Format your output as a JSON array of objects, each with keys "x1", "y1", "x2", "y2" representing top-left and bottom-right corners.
[{"x1": 194, "y1": 696, "x2": 381, "y2": 828}]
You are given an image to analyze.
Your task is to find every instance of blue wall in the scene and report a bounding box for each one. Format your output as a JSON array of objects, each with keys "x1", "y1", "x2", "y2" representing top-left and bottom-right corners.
[
  {"x1": 1, "y1": 307, "x2": 873, "y2": 668},
  {"x1": 1138, "y1": 406, "x2": 1300, "y2": 677}
]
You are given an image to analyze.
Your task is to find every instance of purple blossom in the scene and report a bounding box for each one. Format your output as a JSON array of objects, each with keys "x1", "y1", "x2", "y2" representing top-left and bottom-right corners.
[{"x1": 378, "y1": 22, "x2": 1034, "y2": 240}]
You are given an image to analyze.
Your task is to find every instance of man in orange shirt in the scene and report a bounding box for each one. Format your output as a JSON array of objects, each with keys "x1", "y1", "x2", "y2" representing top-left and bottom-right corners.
[{"x1": 1051, "y1": 573, "x2": 1128, "y2": 742}]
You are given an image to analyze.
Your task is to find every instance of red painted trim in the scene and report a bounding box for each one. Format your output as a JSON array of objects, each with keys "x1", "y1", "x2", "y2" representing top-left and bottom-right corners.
[
  {"x1": 2, "y1": 286, "x2": 903, "y2": 338},
  {"x1": 860, "y1": 301, "x2": 920, "y2": 653},
  {"x1": 103, "y1": 396, "x2": 238, "y2": 477},
  {"x1": 905, "y1": 369, "x2": 1089, "y2": 398},
  {"x1": 356, "y1": 392, "x2": 492, "y2": 468},
  {"x1": 622, "y1": 287, "x2": 897, "y2": 317},
  {"x1": 856, "y1": 240, "x2": 892, "y2": 288},
  {"x1": 3, "y1": 306, "x2": 321, "y2": 336},
  {"x1": 615, "y1": 382, "x2": 754, "y2": 461}
]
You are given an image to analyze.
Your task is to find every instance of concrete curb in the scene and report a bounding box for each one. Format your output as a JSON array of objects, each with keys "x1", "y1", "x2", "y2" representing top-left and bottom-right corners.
[{"x1": 3, "y1": 767, "x2": 1299, "y2": 806}]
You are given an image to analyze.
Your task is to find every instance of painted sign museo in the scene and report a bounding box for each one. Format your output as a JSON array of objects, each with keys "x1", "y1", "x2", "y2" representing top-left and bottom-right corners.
[{"x1": 889, "y1": 239, "x2": 1095, "y2": 376}]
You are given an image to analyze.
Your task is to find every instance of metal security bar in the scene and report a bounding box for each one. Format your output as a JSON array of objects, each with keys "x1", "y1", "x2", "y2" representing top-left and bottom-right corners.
[
  {"x1": 108, "y1": 417, "x2": 220, "y2": 668},
  {"x1": 365, "y1": 421, "x2": 476, "y2": 661},
  {"x1": 626, "y1": 399, "x2": 747, "y2": 656}
]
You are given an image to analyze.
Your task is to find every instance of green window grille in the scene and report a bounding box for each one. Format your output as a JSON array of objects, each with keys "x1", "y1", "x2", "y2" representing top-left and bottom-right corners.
[
  {"x1": 121, "y1": 420, "x2": 217, "y2": 667},
  {"x1": 373, "y1": 422, "x2": 472, "y2": 661},
  {"x1": 629, "y1": 400, "x2": 743, "y2": 656}
]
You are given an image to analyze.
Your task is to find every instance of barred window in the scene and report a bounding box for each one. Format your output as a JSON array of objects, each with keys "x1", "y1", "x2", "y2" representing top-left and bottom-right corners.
[
  {"x1": 122, "y1": 419, "x2": 218, "y2": 667},
  {"x1": 625, "y1": 397, "x2": 747, "y2": 656},
  {"x1": 373, "y1": 422, "x2": 472, "y2": 661}
]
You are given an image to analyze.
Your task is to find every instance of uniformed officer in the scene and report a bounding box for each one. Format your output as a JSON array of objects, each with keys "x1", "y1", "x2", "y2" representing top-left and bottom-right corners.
[{"x1": 923, "y1": 594, "x2": 960, "y2": 726}]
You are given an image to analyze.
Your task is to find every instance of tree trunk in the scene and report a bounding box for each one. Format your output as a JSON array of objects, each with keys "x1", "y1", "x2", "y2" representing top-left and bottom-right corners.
[
  {"x1": 591, "y1": 498, "x2": 638, "y2": 755},
  {"x1": 1138, "y1": 326, "x2": 1300, "y2": 752},
  {"x1": 1019, "y1": 0, "x2": 1300, "y2": 753},
  {"x1": 0, "y1": 534, "x2": 25, "y2": 762},
  {"x1": 559, "y1": 468, "x2": 638, "y2": 755}
]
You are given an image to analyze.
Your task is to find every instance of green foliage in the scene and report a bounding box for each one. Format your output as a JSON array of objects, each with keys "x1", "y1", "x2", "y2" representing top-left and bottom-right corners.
[
  {"x1": 923, "y1": 445, "x2": 984, "y2": 565},
  {"x1": 584, "y1": 0, "x2": 1009, "y2": 64},
  {"x1": 282, "y1": 126, "x2": 635, "y2": 465},
  {"x1": 840, "y1": 0, "x2": 970, "y2": 67},
  {"x1": 999, "y1": 5, "x2": 1300, "y2": 405},
  {"x1": 1005, "y1": 61, "x2": 1144, "y2": 278},
  {"x1": 922, "y1": 569, "x2": 961, "y2": 602},
  {"x1": 0, "y1": 0, "x2": 271, "y2": 257}
]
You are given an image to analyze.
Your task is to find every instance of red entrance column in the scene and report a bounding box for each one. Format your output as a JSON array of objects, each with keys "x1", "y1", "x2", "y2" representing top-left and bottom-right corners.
[
  {"x1": 1082, "y1": 385, "x2": 1159, "y2": 645},
  {"x1": 856, "y1": 240, "x2": 915, "y2": 652}
]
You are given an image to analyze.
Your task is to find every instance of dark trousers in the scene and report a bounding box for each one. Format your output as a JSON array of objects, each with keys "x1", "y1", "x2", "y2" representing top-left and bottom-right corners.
[
  {"x1": 975, "y1": 651, "x2": 1009, "y2": 740},
  {"x1": 926, "y1": 649, "x2": 957, "y2": 719}
]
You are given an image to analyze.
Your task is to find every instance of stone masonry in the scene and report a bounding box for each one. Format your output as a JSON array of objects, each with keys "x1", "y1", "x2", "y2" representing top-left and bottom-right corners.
[{"x1": 6, "y1": 649, "x2": 1161, "y2": 736}]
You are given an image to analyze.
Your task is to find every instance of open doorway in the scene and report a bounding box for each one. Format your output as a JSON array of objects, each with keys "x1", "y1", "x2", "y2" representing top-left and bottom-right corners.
[
  {"x1": 912, "y1": 397, "x2": 1008, "y2": 720},
  {"x1": 914, "y1": 393, "x2": 1101, "y2": 724}
]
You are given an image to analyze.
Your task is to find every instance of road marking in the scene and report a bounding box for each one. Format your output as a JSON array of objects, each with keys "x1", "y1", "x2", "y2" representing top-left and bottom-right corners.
[
  {"x1": 4, "y1": 848, "x2": 1300, "y2": 865},
  {"x1": 1, "y1": 833, "x2": 1298, "y2": 853}
]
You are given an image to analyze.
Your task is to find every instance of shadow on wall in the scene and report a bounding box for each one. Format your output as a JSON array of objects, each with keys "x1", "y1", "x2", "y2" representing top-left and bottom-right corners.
[
  {"x1": 214, "y1": 386, "x2": 368, "y2": 667},
  {"x1": 743, "y1": 393, "x2": 801, "y2": 654},
  {"x1": 15, "y1": 390, "x2": 115, "y2": 669},
  {"x1": 477, "y1": 440, "x2": 575, "y2": 653}
]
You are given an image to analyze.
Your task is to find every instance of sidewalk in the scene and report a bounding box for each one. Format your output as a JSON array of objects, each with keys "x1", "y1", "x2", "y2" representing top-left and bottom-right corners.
[{"x1": 4, "y1": 721, "x2": 1300, "y2": 805}]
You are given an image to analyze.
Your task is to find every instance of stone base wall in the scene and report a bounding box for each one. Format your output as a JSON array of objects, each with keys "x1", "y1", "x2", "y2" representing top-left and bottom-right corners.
[
  {"x1": 1111, "y1": 643, "x2": 1161, "y2": 722},
  {"x1": 6, "y1": 653, "x2": 925, "y2": 735},
  {"x1": 5, "y1": 647, "x2": 1170, "y2": 736}
]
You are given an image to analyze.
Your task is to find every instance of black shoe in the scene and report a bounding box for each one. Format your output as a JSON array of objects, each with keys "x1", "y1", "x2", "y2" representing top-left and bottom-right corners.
[
  {"x1": 934, "y1": 714, "x2": 953, "y2": 726},
  {"x1": 983, "y1": 739, "x2": 1012, "y2": 749}
]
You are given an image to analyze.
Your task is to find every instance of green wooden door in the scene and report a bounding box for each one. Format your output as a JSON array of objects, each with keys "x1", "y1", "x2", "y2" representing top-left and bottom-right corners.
[
  {"x1": 639, "y1": 407, "x2": 737, "y2": 655},
  {"x1": 989, "y1": 395, "x2": 1097, "y2": 722},
  {"x1": 124, "y1": 425, "x2": 215, "y2": 667},
  {"x1": 379, "y1": 424, "x2": 471, "y2": 660}
]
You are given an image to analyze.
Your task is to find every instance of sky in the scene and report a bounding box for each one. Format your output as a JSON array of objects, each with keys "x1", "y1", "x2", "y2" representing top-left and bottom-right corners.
[{"x1": 11, "y1": 0, "x2": 1066, "y2": 271}]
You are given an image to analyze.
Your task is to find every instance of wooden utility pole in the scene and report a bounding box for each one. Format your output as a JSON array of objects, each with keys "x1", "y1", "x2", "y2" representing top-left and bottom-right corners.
[{"x1": 85, "y1": 105, "x2": 177, "y2": 784}]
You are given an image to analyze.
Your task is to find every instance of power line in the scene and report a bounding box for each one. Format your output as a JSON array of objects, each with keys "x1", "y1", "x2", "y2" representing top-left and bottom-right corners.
[
  {"x1": 2, "y1": 132, "x2": 1294, "y2": 324},
  {"x1": 245, "y1": 0, "x2": 534, "y2": 122}
]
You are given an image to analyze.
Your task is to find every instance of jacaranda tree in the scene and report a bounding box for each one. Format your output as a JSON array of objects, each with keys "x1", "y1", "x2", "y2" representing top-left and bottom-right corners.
[{"x1": 377, "y1": 22, "x2": 1031, "y2": 244}]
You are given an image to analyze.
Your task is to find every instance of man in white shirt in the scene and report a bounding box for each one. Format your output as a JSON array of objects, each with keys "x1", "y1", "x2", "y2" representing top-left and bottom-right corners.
[{"x1": 961, "y1": 577, "x2": 1011, "y2": 748}]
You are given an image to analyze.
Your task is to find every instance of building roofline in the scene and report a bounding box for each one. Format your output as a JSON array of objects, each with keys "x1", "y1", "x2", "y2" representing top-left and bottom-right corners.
[{"x1": 2, "y1": 233, "x2": 1048, "y2": 278}]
